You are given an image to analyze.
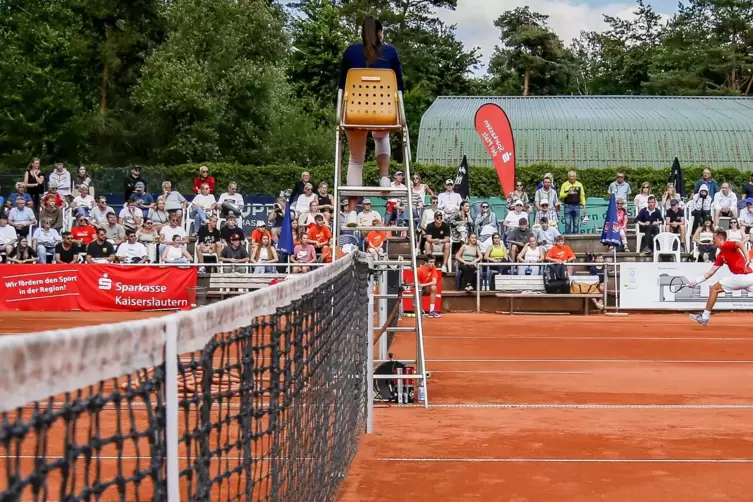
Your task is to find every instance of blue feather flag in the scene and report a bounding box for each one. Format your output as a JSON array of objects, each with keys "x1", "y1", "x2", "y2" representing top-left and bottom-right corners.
[
  {"x1": 600, "y1": 193, "x2": 622, "y2": 248},
  {"x1": 278, "y1": 201, "x2": 294, "y2": 255}
]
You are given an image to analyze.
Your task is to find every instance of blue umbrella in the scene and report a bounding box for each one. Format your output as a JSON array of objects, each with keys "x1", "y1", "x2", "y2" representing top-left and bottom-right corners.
[
  {"x1": 278, "y1": 202, "x2": 294, "y2": 256},
  {"x1": 600, "y1": 193, "x2": 622, "y2": 248}
]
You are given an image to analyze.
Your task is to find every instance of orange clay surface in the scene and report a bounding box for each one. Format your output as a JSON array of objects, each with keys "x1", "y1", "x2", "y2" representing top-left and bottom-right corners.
[
  {"x1": 338, "y1": 313, "x2": 753, "y2": 502},
  {"x1": 3, "y1": 312, "x2": 753, "y2": 502}
]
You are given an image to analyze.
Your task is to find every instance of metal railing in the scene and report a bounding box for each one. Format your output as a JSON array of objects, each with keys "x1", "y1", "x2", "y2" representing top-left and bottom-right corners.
[{"x1": 469, "y1": 261, "x2": 621, "y2": 314}]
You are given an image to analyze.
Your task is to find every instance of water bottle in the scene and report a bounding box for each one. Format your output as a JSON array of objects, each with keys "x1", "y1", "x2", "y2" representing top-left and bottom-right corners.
[{"x1": 417, "y1": 383, "x2": 425, "y2": 404}]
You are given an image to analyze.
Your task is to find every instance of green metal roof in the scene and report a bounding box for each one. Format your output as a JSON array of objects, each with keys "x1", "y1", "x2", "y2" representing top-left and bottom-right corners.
[{"x1": 416, "y1": 96, "x2": 753, "y2": 170}]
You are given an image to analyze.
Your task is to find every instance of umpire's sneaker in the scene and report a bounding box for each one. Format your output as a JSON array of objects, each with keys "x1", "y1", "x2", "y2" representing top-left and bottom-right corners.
[
  {"x1": 689, "y1": 313, "x2": 708, "y2": 326},
  {"x1": 426, "y1": 311, "x2": 441, "y2": 318}
]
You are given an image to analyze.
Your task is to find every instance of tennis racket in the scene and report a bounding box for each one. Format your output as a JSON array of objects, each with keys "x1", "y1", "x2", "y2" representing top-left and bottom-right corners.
[{"x1": 669, "y1": 276, "x2": 690, "y2": 293}]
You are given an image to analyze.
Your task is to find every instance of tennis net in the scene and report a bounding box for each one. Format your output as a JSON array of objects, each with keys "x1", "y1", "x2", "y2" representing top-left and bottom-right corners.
[{"x1": 0, "y1": 252, "x2": 370, "y2": 501}]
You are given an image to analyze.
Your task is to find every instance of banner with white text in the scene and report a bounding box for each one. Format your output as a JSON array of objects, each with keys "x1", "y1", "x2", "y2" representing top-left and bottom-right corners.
[
  {"x1": 0, "y1": 265, "x2": 196, "y2": 312},
  {"x1": 619, "y1": 262, "x2": 753, "y2": 310}
]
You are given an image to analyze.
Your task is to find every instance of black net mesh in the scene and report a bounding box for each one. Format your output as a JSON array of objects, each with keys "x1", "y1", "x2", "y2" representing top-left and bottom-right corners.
[{"x1": 0, "y1": 258, "x2": 370, "y2": 501}]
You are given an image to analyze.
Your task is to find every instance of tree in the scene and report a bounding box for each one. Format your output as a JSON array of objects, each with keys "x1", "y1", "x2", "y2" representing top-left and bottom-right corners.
[
  {"x1": 646, "y1": 0, "x2": 753, "y2": 95},
  {"x1": 0, "y1": 0, "x2": 90, "y2": 165},
  {"x1": 489, "y1": 7, "x2": 575, "y2": 96},
  {"x1": 134, "y1": 0, "x2": 295, "y2": 164}
]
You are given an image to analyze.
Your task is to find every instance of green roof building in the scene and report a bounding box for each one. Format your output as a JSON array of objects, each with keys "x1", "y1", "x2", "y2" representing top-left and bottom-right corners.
[{"x1": 416, "y1": 96, "x2": 753, "y2": 170}]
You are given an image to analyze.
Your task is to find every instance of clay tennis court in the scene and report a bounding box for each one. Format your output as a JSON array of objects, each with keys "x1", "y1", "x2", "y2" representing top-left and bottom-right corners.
[
  {"x1": 339, "y1": 313, "x2": 753, "y2": 502},
  {"x1": 4, "y1": 311, "x2": 753, "y2": 501}
]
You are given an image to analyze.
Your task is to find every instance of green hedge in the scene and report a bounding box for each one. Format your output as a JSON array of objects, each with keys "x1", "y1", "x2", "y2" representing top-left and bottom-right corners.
[
  {"x1": 115, "y1": 163, "x2": 749, "y2": 199},
  {"x1": 3, "y1": 162, "x2": 749, "y2": 198}
]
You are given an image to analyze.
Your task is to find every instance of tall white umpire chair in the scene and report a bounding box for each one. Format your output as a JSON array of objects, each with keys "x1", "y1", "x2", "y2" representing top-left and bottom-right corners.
[{"x1": 331, "y1": 68, "x2": 429, "y2": 417}]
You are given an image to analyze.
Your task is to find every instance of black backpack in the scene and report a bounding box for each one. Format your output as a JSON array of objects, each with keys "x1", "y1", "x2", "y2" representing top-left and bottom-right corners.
[{"x1": 543, "y1": 263, "x2": 570, "y2": 294}]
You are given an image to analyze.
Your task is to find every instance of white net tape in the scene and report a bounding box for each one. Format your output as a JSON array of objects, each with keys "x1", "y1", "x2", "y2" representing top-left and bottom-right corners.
[{"x1": 0, "y1": 252, "x2": 366, "y2": 412}]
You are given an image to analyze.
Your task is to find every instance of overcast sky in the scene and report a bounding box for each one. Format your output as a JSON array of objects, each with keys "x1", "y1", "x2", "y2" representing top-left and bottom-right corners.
[{"x1": 280, "y1": 0, "x2": 674, "y2": 75}]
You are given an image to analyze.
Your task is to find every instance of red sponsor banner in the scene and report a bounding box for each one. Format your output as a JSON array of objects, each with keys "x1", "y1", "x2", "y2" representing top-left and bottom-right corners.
[
  {"x1": 0, "y1": 265, "x2": 79, "y2": 311},
  {"x1": 0, "y1": 264, "x2": 197, "y2": 312},
  {"x1": 474, "y1": 103, "x2": 516, "y2": 197},
  {"x1": 77, "y1": 265, "x2": 196, "y2": 312}
]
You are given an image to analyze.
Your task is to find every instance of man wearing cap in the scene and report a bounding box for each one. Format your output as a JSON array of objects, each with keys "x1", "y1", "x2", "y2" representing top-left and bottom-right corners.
[
  {"x1": 608, "y1": 172, "x2": 631, "y2": 201},
  {"x1": 124, "y1": 165, "x2": 147, "y2": 201},
  {"x1": 533, "y1": 199, "x2": 558, "y2": 227},
  {"x1": 740, "y1": 173, "x2": 753, "y2": 211},
  {"x1": 438, "y1": 179, "x2": 463, "y2": 216},
  {"x1": 219, "y1": 233, "x2": 250, "y2": 273},
  {"x1": 739, "y1": 198, "x2": 753, "y2": 234},
  {"x1": 357, "y1": 199, "x2": 382, "y2": 228},
  {"x1": 385, "y1": 171, "x2": 408, "y2": 226},
  {"x1": 506, "y1": 218, "x2": 533, "y2": 262},
  {"x1": 129, "y1": 182, "x2": 154, "y2": 218},
  {"x1": 665, "y1": 198, "x2": 686, "y2": 249},
  {"x1": 503, "y1": 200, "x2": 529, "y2": 237},
  {"x1": 423, "y1": 212, "x2": 451, "y2": 272}
]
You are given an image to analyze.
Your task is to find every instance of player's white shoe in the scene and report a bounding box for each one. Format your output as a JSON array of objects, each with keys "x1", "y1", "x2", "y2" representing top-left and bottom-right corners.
[{"x1": 689, "y1": 313, "x2": 708, "y2": 326}]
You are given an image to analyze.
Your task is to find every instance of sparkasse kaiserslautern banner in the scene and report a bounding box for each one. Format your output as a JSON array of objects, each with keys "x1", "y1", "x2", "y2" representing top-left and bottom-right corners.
[
  {"x1": 474, "y1": 103, "x2": 516, "y2": 198},
  {"x1": 0, "y1": 264, "x2": 196, "y2": 312}
]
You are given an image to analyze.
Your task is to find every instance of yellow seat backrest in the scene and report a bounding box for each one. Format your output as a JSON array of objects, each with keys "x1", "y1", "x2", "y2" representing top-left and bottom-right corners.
[{"x1": 342, "y1": 69, "x2": 400, "y2": 128}]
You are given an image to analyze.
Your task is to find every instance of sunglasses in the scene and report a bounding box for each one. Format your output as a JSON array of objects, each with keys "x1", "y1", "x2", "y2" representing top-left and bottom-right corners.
[{"x1": 481, "y1": 205, "x2": 489, "y2": 209}]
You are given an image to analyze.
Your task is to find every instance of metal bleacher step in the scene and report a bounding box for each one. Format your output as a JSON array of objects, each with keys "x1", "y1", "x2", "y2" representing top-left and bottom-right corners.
[
  {"x1": 337, "y1": 186, "x2": 408, "y2": 198},
  {"x1": 341, "y1": 226, "x2": 397, "y2": 233},
  {"x1": 371, "y1": 260, "x2": 413, "y2": 269}
]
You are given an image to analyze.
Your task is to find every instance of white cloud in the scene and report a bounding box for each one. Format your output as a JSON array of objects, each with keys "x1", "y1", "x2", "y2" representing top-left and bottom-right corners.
[{"x1": 434, "y1": 0, "x2": 657, "y2": 74}]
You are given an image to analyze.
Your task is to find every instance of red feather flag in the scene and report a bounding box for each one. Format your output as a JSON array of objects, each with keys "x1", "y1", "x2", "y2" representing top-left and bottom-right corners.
[{"x1": 474, "y1": 103, "x2": 516, "y2": 197}]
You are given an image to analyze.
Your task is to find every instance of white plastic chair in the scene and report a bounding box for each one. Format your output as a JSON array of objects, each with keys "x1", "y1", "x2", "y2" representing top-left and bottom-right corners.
[{"x1": 653, "y1": 232, "x2": 681, "y2": 262}]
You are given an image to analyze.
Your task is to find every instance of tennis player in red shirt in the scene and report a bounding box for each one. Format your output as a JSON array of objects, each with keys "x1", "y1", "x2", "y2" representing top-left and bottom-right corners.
[{"x1": 688, "y1": 228, "x2": 753, "y2": 325}]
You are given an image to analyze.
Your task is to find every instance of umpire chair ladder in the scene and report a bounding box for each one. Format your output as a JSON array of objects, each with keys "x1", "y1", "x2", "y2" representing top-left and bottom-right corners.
[{"x1": 332, "y1": 68, "x2": 429, "y2": 417}]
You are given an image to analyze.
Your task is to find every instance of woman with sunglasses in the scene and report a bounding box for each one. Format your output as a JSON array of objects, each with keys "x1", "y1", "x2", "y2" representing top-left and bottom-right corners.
[
  {"x1": 634, "y1": 183, "x2": 652, "y2": 216},
  {"x1": 726, "y1": 218, "x2": 746, "y2": 243},
  {"x1": 506, "y1": 181, "x2": 530, "y2": 212},
  {"x1": 693, "y1": 218, "x2": 716, "y2": 262}
]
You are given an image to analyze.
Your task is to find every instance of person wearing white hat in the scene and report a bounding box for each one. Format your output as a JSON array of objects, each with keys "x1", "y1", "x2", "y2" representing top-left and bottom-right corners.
[
  {"x1": 357, "y1": 199, "x2": 382, "y2": 228},
  {"x1": 437, "y1": 179, "x2": 462, "y2": 216}
]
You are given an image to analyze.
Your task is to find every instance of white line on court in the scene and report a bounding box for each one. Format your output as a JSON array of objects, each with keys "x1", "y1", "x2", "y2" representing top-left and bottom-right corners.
[
  {"x1": 377, "y1": 458, "x2": 753, "y2": 463},
  {"x1": 429, "y1": 370, "x2": 592, "y2": 374},
  {"x1": 426, "y1": 359, "x2": 753, "y2": 363},
  {"x1": 426, "y1": 404, "x2": 753, "y2": 409},
  {"x1": 424, "y1": 336, "x2": 753, "y2": 341}
]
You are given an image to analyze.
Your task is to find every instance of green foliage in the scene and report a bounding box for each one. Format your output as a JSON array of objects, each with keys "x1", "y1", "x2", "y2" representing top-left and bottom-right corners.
[
  {"x1": 488, "y1": 8, "x2": 577, "y2": 96},
  {"x1": 59, "y1": 162, "x2": 750, "y2": 199}
]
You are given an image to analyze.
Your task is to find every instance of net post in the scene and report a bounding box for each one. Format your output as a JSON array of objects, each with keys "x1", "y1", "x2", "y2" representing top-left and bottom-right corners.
[
  {"x1": 164, "y1": 320, "x2": 181, "y2": 502},
  {"x1": 367, "y1": 276, "x2": 375, "y2": 434}
]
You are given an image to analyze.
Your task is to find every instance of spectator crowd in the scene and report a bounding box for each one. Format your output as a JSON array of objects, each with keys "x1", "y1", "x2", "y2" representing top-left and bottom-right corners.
[{"x1": 3, "y1": 162, "x2": 753, "y2": 288}]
